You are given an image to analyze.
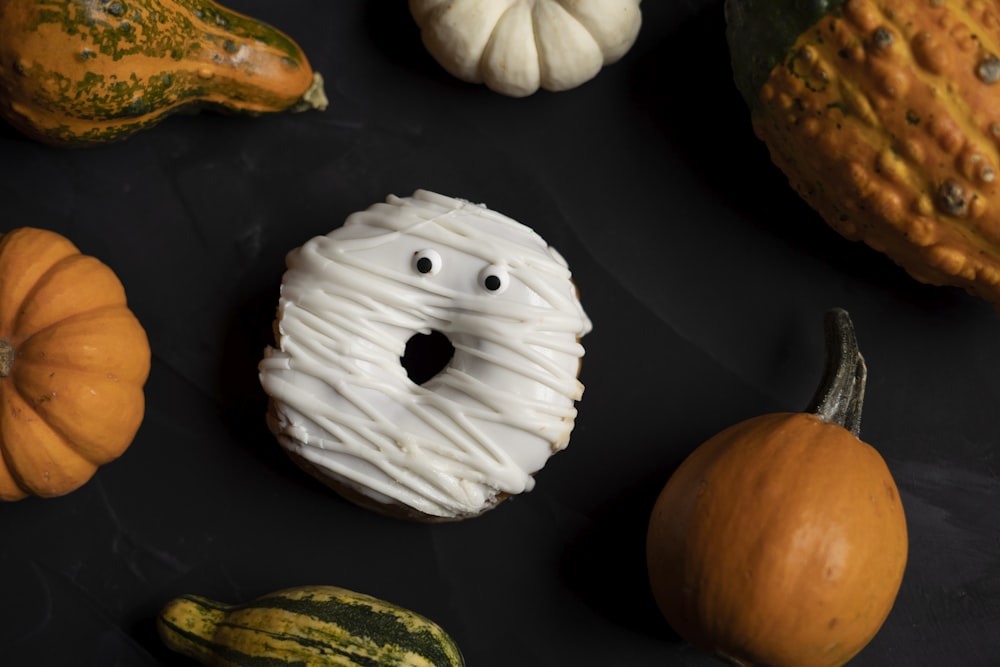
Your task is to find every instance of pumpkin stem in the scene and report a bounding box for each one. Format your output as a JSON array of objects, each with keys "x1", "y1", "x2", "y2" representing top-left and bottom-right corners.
[
  {"x1": 805, "y1": 308, "x2": 866, "y2": 437},
  {"x1": 0, "y1": 339, "x2": 13, "y2": 378}
]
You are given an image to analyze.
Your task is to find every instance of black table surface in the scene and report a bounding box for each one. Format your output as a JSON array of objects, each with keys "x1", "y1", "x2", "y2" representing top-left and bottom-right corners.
[{"x1": 2, "y1": 2, "x2": 998, "y2": 666}]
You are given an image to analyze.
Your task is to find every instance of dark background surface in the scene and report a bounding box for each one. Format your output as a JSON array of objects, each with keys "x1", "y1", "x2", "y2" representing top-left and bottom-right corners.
[{"x1": 1, "y1": 1, "x2": 999, "y2": 665}]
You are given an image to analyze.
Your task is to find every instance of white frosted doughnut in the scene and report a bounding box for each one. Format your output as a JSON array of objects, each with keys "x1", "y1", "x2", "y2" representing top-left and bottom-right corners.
[{"x1": 258, "y1": 190, "x2": 592, "y2": 521}]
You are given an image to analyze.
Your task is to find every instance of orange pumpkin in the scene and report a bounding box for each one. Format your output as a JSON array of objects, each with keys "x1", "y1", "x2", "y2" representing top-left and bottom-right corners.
[
  {"x1": 0, "y1": 228, "x2": 151, "y2": 500},
  {"x1": 646, "y1": 309, "x2": 907, "y2": 667}
]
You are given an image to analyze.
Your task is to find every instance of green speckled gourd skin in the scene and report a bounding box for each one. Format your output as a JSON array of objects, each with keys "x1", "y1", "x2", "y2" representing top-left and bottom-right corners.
[
  {"x1": 724, "y1": 0, "x2": 848, "y2": 111},
  {"x1": 0, "y1": 0, "x2": 323, "y2": 146},
  {"x1": 157, "y1": 585, "x2": 466, "y2": 667}
]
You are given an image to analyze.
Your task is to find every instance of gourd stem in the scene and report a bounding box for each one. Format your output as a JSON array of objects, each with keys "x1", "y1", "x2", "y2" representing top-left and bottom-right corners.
[
  {"x1": 804, "y1": 308, "x2": 866, "y2": 437},
  {"x1": 0, "y1": 339, "x2": 12, "y2": 377},
  {"x1": 291, "y1": 72, "x2": 329, "y2": 112}
]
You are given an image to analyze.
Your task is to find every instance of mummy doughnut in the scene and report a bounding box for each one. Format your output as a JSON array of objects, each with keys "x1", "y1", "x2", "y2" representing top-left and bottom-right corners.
[{"x1": 258, "y1": 190, "x2": 592, "y2": 521}]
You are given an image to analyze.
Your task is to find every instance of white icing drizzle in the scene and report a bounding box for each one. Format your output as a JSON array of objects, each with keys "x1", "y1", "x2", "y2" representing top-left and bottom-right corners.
[{"x1": 259, "y1": 190, "x2": 592, "y2": 518}]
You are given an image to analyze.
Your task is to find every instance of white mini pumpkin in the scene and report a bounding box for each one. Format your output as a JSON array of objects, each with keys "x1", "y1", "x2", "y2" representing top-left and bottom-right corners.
[{"x1": 409, "y1": 0, "x2": 643, "y2": 97}]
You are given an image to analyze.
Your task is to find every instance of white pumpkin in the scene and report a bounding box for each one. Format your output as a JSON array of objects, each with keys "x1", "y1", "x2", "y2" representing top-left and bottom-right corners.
[{"x1": 409, "y1": 0, "x2": 643, "y2": 97}]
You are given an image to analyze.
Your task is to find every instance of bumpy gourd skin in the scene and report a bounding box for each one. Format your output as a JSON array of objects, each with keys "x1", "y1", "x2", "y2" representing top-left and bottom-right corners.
[
  {"x1": 0, "y1": 0, "x2": 325, "y2": 146},
  {"x1": 728, "y1": 0, "x2": 1000, "y2": 307},
  {"x1": 725, "y1": 0, "x2": 846, "y2": 111}
]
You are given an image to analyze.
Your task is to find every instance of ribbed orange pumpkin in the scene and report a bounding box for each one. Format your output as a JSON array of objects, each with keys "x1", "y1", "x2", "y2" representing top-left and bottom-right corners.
[
  {"x1": 0, "y1": 228, "x2": 151, "y2": 500},
  {"x1": 647, "y1": 309, "x2": 907, "y2": 667}
]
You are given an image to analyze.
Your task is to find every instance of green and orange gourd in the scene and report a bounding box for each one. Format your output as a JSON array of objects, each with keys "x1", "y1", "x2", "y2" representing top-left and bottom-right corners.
[
  {"x1": 0, "y1": 0, "x2": 326, "y2": 146},
  {"x1": 157, "y1": 584, "x2": 466, "y2": 667},
  {"x1": 726, "y1": 0, "x2": 1000, "y2": 308}
]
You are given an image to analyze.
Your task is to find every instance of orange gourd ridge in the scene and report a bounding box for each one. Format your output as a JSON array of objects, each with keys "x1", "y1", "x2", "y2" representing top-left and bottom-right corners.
[
  {"x1": 0, "y1": 0, "x2": 327, "y2": 147},
  {"x1": 646, "y1": 308, "x2": 908, "y2": 667},
  {"x1": 0, "y1": 228, "x2": 151, "y2": 500},
  {"x1": 726, "y1": 0, "x2": 1000, "y2": 308}
]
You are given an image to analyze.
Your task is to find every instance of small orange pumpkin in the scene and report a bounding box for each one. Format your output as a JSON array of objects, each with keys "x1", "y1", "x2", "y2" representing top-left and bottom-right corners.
[
  {"x1": 646, "y1": 309, "x2": 907, "y2": 667},
  {"x1": 0, "y1": 228, "x2": 151, "y2": 500}
]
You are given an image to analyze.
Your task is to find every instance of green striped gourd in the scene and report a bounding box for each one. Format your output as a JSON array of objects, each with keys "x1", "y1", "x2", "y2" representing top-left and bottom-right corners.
[
  {"x1": 0, "y1": 0, "x2": 327, "y2": 146},
  {"x1": 157, "y1": 585, "x2": 466, "y2": 667}
]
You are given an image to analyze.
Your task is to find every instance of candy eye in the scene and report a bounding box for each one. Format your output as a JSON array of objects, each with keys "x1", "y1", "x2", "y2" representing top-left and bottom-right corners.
[
  {"x1": 413, "y1": 249, "x2": 441, "y2": 276},
  {"x1": 479, "y1": 264, "x2": 509, "y2": 293}
]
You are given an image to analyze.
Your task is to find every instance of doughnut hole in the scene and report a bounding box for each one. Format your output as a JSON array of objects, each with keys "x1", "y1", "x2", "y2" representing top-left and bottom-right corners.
[{"x1": 401, "y1": 330, "x2": 455, "y2": 385}]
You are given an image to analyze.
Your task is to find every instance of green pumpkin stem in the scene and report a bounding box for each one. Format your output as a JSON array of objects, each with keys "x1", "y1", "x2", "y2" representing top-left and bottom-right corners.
[{"x1": 805, "y1": 308, "x2": 866, "y2": 437}]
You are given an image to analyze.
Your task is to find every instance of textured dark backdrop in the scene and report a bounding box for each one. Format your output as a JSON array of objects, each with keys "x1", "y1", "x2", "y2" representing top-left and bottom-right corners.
[{"x1": 1, "y1": 2, "x2": 998, "y2": 666}]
